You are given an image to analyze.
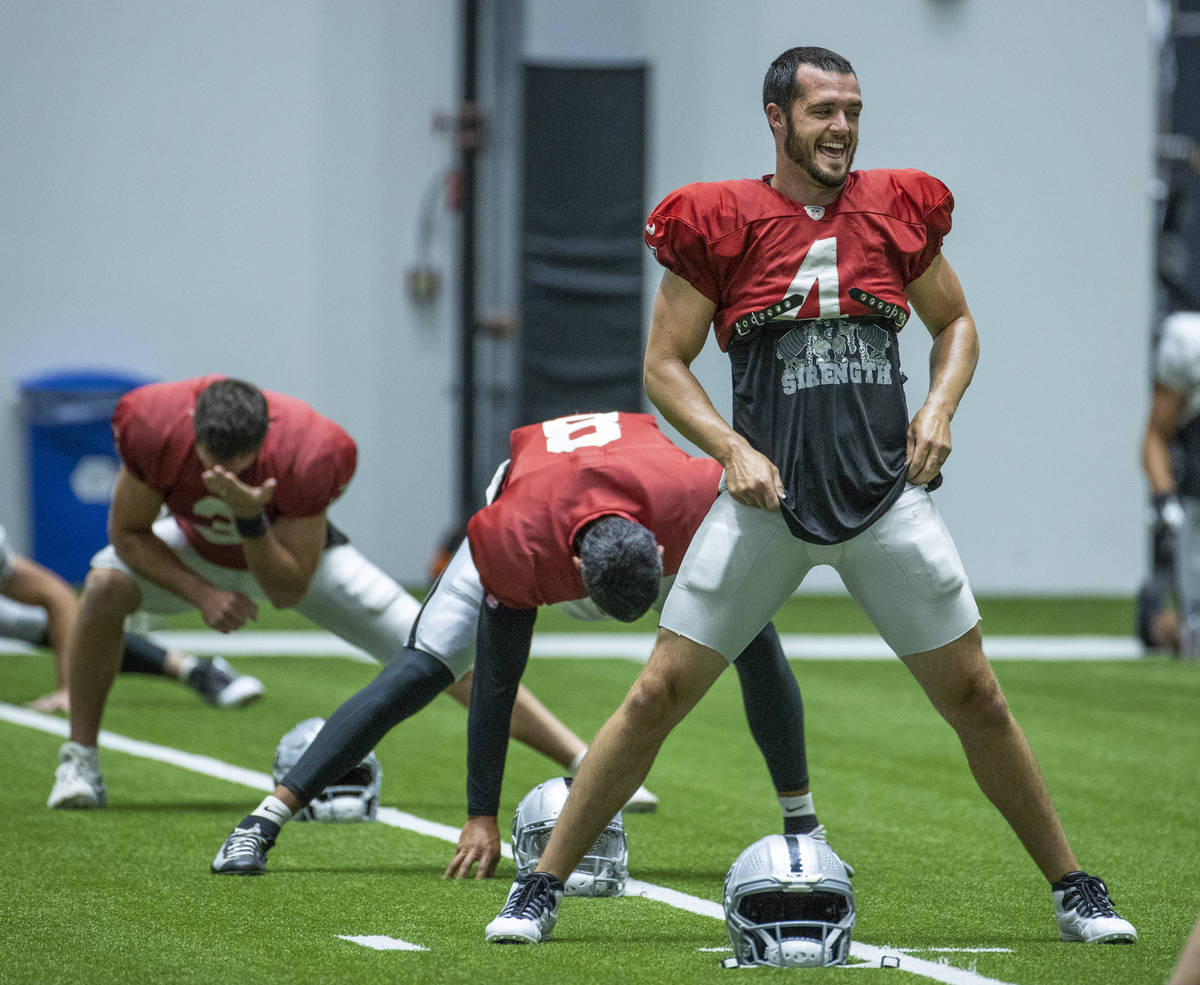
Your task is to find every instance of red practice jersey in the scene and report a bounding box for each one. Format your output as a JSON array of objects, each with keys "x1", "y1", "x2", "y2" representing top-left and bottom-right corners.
[
  {"x1": 112, "y1": 375, "x2": 356, "y2": 569},
  {"x1": 644, "y1": 169, "x2": 952, "y2": 350},
  {"x1": 467, "y1": 412, "x2": 722, "y2": 609}
]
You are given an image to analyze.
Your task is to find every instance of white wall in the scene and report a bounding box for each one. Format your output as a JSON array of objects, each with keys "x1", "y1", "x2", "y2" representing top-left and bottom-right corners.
[
  {"x1": 635, "y1": 0, "x2": 1157, "y2": 594},
  {"x1": 0, "y1": 0, "x2": 1157, "y2": 594},
  {"x1": 0, "y1": 1, "x2": 462, "y2": 585}
]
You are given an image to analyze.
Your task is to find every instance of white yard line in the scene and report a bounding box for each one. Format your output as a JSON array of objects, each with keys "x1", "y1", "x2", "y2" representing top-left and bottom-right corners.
[
  {"x1": 3, "y1": 701, "x2": 1021, "y2": 983},
  {"x1": 0, "y1": 631, "x2": 1147, "y2": 661}
]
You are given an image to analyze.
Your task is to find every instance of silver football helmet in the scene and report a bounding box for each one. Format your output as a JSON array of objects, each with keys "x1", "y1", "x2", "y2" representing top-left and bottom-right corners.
[
  {"x1": 272, "y1": 717, "x2": 382, "y2": 822},
  {"x1": 723, "y1": 833, "x2": 855, "y2": 967},
  {"x1": 511, "y1": 776, "x2": 628, "y2": 897}
]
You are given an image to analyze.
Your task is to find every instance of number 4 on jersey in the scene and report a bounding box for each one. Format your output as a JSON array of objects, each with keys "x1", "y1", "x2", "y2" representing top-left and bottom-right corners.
[{"x1": 783, "y1": 237, "x2": 843, "y2": 320}]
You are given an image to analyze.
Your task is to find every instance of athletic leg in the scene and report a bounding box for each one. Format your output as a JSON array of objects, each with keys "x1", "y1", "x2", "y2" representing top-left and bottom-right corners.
[
  {"x1": 118, "y1": 633, "x2": 172, "y2": 675},
  {"x1": 282, "y1": 648, "x2": 453, "y2": 803},
  {"x1": 295, "y1": 543, "x2": 421, "y2": 661},
  {"x1": 901, "y1": 625, "x2": 1078, "y2": 881},
  {"x1": 212, "y1": 647, "x2": 454, "y2": 874},
  {"x1": 47, "y1": 567, "x2": 140, "y2": 808},
  {"x1": 731, "y1": 622, "x2": 833, "y2": 837},
  {"x1": 732, "y1": 622, "x2": 809, "y2": 795},
  {"x1": 67, "y1": 569, "x2": 141, "y2": 746},
  {"x1": 535, "y1": 629, "x2": 727, "y2": 881}
]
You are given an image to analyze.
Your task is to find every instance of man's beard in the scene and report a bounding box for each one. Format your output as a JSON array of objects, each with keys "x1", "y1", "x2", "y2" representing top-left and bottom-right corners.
[{"x1": 784, "y1": 122, "x2": 853, "y2": 189}]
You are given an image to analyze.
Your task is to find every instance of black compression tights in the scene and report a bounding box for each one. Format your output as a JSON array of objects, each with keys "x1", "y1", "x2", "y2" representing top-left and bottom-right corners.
[
  {"x1": 117, "y1": 633, "x2": 170, "y2": 676},
  {"x1": 282, "y1": 647, "x2": 454, "y2": 804},
  {"x1": 732, "y1": 623, "x2": 810, "y2": 793}
]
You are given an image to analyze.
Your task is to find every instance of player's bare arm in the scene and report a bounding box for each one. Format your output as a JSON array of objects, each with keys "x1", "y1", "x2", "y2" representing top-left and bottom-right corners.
[
  {"x1": 644, "y1": 270, "x2": 786, "y2": 510},
  {"x1": 201, "y1": 464, "x2": 324, "y2": 608},
  {"x1": 109, "y1": 467, "x2": 256, "y2": 632},
  {"x1": 905, "y1": 254, "x2": 979, "y2": 485},
  {"x1": 240, "y1": 512, "x2": 326, "y2": 609},
  {"x1": 444, "y1": 815, "x2": 502, "y2": 880},
  {"x1": 1143, "y1": 383, "x2": 1186, "y2": 495}
]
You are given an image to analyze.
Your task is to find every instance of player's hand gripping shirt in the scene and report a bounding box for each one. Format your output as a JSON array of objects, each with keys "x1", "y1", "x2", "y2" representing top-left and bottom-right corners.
[
  {"x1": 645, "y1": 169, "x2": 953, "y2": 544},
  {"x1": 466, "y1": 412, "x2": 723, "y2": 609},
  {"x1": 112, "y1": 375, "x2": 357, "y2": 569}
]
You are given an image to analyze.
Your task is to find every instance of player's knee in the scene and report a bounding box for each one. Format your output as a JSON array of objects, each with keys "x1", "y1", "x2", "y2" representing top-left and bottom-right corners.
[
  {"x1": 79, "y1": 568, "x2": 139, "y2": 617},
  {"x1": 941, "y1": 669, "x2": 1010, "y2": 732},
  {"x1": 622, "y1": 670, "x2": 688, "y2": 737}
]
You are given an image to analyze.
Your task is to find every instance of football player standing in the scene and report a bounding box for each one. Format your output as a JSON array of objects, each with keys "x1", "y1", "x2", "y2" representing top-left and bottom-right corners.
[{"x1": 485, "y1": 45, "x2": 1137, "y2": 948}]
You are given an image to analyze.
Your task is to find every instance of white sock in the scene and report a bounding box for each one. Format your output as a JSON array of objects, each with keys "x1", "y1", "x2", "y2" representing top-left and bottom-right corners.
[
  {"x1": 251, "y1": 795, "x2": 294, "y2": 827},
  {"x1": 175, "y1": 655, "x2": 198, "y2": 681},
  {"x1": 65, "y1": 741, "x2": 99, "y2": 764},
  {"x1": 779, "y1": 792, "x2": 816, "y2": 828},
  {"x1": 567, "y1": 748, "x2": 587, "y2": 773}
]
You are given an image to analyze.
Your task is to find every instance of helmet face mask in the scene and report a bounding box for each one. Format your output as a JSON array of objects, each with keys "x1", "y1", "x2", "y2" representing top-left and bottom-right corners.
[
  {"x1": 272, "y1": 718, "x2": 382, "y2": 823},
  {"x1": 723, "y1": 833, "x2": 855, "y2": 967},
  {"x1": 512, "y1": 777, "x2": 627, "y2": 897}
]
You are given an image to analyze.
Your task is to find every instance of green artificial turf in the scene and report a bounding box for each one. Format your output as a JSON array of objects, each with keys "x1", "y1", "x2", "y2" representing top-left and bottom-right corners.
[{"x1": 2, "y1": 596, "x2": 1195, "y2": 985}]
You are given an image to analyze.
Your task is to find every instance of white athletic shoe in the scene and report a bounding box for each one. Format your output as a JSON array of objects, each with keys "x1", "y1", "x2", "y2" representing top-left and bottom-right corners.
[
  {"x1": 186, "y1": 657, "x2": 264, "y2": 708},
  {"x1": 1053, "y1": 872, "x2": 1137, "y2": 943},
  {"x1": 623, "y1": 784, "x2": 659, "y2": 813},
  {"x1": 486, "y1": 873, "x2": 564, "y2": 944},
  {"x1": 48, "y1": 741, "x2": 106, "y2": 809}
]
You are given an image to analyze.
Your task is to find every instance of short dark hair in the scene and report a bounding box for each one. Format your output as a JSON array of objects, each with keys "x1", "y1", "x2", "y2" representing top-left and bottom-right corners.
[
  {"x1": 577, "y1": 516, "x2": 662, "y2": 623},
  {"x1": 193, "y1": 378, "x2": 270, "y2": 461},
  {"x1": 762, "y1": 46, "x2": 856, "y2": 114}
]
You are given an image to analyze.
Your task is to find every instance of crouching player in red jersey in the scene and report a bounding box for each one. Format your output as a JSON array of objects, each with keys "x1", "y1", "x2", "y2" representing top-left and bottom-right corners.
[
  {"x1": 211, "y1": 411, "x2": 828, "y2": 879},
  {"x1": 47, "y1": 377, "x2": 607, "y2": 812}
]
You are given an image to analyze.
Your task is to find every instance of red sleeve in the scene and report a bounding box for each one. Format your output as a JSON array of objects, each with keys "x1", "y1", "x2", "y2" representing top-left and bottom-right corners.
[
  {"x1": 892, "y1": 170, "x2": 953, "y2": 284},
  {"x1": 645, "y1": 183, "x2": 723, "y2": 303},
  {"x1": 111, "y1": 392, "x2": 151, "y2": 484}
]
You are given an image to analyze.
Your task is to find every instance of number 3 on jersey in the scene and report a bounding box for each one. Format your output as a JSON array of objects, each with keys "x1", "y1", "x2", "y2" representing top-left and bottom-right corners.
[{"x1": 542, "y1": 412, "x2": 622, "y2": 453}]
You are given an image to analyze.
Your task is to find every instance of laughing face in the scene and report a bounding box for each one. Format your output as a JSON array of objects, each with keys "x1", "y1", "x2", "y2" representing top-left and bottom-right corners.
[{"x1": 780, "y1": 65, "x2": 861, "y2": 190}]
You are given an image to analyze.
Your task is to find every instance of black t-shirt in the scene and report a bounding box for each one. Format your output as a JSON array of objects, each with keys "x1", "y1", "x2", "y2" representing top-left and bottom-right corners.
[{"x1": 729, "y1": 315, "x2": 909, "y2": 544}]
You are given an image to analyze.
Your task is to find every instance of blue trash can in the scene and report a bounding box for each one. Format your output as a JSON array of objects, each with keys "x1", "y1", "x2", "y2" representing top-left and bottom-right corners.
[{"x1": 20, "y1": 370, "x2": 153, "y2": 584}]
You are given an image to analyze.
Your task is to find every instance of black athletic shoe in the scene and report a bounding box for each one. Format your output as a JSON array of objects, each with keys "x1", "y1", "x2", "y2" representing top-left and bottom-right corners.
[
  {"x1": 187, "y1": 657, "x2": 264, "y2": 708},
  {"x1": 211, "y1": 819, "x2": 278, "y2": 875}
]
